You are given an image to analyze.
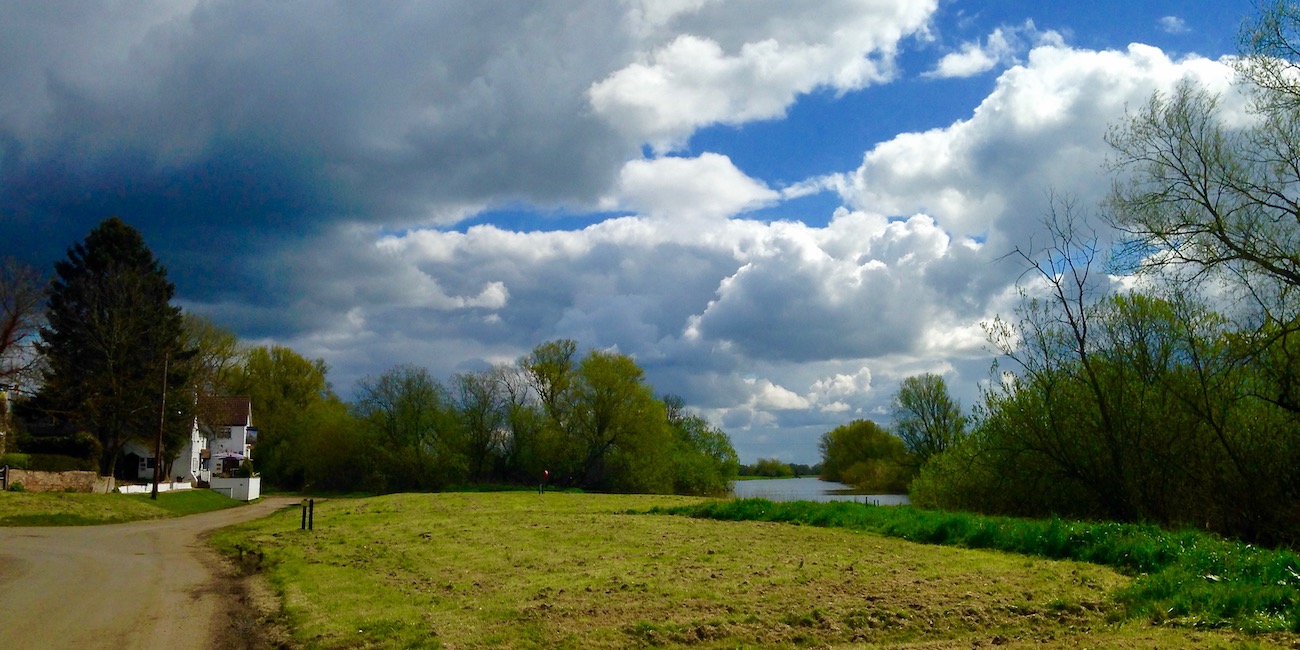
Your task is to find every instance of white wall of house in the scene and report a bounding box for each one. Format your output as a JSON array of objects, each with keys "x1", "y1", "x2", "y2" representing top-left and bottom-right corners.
[
  {"x1": 204, "y1": 424, "x2": 253, "y2": 474},
  {"x1": 207, "y1": 423, "x2": 249, "y2": 458},
  {"x1": 121, "y1": 422, "x2": 209, "y2": 484}
]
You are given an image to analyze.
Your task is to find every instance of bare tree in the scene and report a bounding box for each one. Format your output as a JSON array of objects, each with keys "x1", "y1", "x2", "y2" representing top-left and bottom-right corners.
[
  {"x1": 1106, "y1": 3, "x2": 1300, "y2": 322},
  {"x1": 0, "y1": 257, "x2": 46, "y2": 390}
]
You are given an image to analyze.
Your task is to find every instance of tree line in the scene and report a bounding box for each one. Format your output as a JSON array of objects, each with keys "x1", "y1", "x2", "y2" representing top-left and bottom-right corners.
[
  {"x1": 1, "y1": 218, "x2": 738, "y2": 495},
  {"x1": 238, "y1": 339, "x2": 739, "y2": 495},
  {"x1": 738, "y1": 459, "x2": 821, "y2": 478}
]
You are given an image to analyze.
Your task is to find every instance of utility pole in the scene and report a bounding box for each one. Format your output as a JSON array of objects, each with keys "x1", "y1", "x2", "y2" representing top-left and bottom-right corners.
[
  {"x1": 0, "y1": 384, "x2": 9, "y2": 457},
  {"x1": 151, "y1": 354, "x2": 168, "y2": 500}
]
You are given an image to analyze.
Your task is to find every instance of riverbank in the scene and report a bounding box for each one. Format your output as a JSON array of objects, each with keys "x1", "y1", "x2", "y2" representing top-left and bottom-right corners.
[
  {"x1": 210, "y1": 492, "x2": 1285, "y2": 648},
  {"x1": 732, "y1": 476, "x2": 910, "y2": 505}
]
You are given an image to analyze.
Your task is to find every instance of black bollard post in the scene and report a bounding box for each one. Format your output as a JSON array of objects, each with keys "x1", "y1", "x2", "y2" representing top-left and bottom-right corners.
[
  {"x1": 301, "y1": 499, "x2": 307, "y2": 530},
  {"x1": 308, "y1": 498, "x2": 315, "y2": 531}
]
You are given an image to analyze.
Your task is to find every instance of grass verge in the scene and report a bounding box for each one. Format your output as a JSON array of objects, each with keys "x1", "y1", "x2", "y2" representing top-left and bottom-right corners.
[
  {"x1": 125, "y1": 488, "x2": 246, "y2": 516},
  {"x1": 210, "y1": 492, "x2": 1288, "y2": 648},
  {"x1": 654, "y1": 499, "x2": 1300, "y2": 633},
  {"x1": 0, "y1": 488, "x2": 243, "y2": 525}
]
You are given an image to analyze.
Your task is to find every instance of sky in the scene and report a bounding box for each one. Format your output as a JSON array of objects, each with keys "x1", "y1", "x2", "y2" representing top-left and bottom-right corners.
[{"x1": 0, "y1": 0, "x2": 1260, "y2": 463}]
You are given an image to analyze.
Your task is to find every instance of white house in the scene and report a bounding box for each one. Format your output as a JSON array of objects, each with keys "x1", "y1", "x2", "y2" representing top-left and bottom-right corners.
[
  {"x1": 122, "y1": 396, "x2": 256, "y2": 485},
  {"x1": 200, "y1": 396, "x2": 256, "y2": 478}
]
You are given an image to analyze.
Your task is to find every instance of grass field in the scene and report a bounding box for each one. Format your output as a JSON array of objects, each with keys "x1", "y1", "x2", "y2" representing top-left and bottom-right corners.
[
  {"x1": 210, "y1": 492, "x2": 1292, "y2": 649},
  {"x1": 659, "y1": 499, "x2": 1300, "y2": 633},
  {"x1": 0, "y1": 488, "x2": 244, "y2": 525}
]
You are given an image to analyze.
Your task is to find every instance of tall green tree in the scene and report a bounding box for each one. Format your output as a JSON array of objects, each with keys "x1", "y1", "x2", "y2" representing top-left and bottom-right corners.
[
  {"x1": 354, "y1": 364, "x2": 461, "y2": 490},
  {"x1": 890, "y1": 373, "x2": 966, "y2": 467},
  {"x1": 35, "y1": 217, "x2": 192, "y2": 476},
  {"x1": 570, "y1": 350, "x2": 672, "y2": 492},
  {"x1": 522, "y1": 338, "x2": 577, "y2": 425},
  {"x1": 818, "y1": 419, "x2": 911, "y2": 493},
  {"x1": 182, "y1": 313, "x2": 240, "y2": 397},
  {"x1": 663, "y1": 395, "x2": 739, "y2": 495},
  {"x1": 223, "y1": 344, "x2": 337, "y2": 487},
  {"x1": 494, "y1": 362, "x2": 546, "y2": 483},
  {"x1": 453, "y1": 368, "x2": 507, "y2": 482},
  {"x1": 296, "y1": 398, "x2": 369, "y2": 492}
]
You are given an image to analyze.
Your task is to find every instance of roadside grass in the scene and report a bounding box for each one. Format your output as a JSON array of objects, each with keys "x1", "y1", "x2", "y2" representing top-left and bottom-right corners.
[
  {"x1": 655, "y1": 499, "x2": 1300, "y2": 633},
  {"x1": 211, "y1": 492, "x2": 1284, "y2": 648},
  {"x1": 124, "y1": 488, "x2": 245, "y2": 516},
  {"x1": 0, "y1": 488, "x2": 242, "y2": 525}
]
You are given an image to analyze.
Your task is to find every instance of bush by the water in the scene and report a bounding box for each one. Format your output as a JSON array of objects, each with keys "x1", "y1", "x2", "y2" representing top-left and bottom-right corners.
[{"x1": 655, "y1": 499, "x2": 1300, "y2": 632}]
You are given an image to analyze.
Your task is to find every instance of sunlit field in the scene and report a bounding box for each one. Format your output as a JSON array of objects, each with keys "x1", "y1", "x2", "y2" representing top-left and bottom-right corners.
[{"x1": 211, "y1": 492, "x2": 1289, "y2": 648}]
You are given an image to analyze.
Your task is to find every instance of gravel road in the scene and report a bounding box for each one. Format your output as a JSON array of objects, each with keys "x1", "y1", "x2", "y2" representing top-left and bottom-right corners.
[{"x1": 0, "y1": 497, "x2": 296, "y2": 650}]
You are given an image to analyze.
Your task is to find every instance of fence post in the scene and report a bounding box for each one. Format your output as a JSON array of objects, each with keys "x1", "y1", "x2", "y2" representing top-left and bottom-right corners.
[
  {"x1": 1, "y1": 465, "x2": 7, "y2": 491},
  {"x1": 308, "y1": 499, "x2": 315, "y2": 531}
]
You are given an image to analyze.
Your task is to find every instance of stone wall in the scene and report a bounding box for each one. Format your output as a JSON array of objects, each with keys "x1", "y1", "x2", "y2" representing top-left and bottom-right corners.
[{"x1": 7, "y1": 469, "x2": 114, "y2": 494}]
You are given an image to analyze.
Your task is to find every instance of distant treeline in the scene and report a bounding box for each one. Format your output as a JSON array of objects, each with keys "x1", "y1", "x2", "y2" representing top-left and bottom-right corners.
[
  {"x1": 738, "y1": 458, "x2": 821, "y2": 478},
  {"x1": 260, "y1": 339, "x2": 742, "y2": 496}
]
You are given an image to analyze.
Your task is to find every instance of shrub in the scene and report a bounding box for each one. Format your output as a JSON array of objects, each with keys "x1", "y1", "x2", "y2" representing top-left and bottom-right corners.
[
  {"x1": 0, "y1": 453, "x2": 31, "y2": 469},
  {"x1": 8, "y1": 482, "x2": 26, "y2": 492},
  {"x1": 27, "y1": 454, "x2": 97, "y2": 472}
]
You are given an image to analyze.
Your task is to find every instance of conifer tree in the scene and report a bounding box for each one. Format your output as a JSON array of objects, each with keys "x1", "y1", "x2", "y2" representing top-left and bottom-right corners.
[{"x1": 36, "y1": 217, "x2": 192, "y2": 476}]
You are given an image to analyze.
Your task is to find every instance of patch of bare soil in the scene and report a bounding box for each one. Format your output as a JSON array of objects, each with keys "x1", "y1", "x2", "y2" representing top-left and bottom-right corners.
[{"x1": 203, "y1": 531, "x2": 294, "y2": 650}]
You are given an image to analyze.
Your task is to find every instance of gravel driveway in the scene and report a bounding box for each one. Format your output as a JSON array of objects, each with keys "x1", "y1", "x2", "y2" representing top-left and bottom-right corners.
[{"x1": 0, "y1": 497, "x2": 296, "y2": 650}]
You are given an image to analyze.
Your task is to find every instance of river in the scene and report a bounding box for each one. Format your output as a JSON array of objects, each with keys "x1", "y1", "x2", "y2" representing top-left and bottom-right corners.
[{"x1": 730, "y1": 476, "x2": 910, "y2": 505}]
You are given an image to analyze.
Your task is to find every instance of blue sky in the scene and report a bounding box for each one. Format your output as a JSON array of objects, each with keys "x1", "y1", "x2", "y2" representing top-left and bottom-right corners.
[{"x1": 0, "y1": 0, "x2": 1258, "y2": 462}]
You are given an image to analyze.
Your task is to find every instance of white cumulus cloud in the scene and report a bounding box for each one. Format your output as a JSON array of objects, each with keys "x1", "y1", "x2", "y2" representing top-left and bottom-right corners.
[
  {"x1": 927, "y1": 20, "x2": 1064, "y2": 79},
  {"x1": 604, "y1": 153, "x2": 779, "y2": 221},
  {"x1": 1159, "y1": 16, "x2": 1190, "y2": 34},
  {"x1": 589, "y1": 0, "x2": 937, "y2": 150}
]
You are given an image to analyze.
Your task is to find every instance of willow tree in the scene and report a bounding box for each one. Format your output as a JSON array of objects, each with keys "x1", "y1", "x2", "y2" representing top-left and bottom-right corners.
[
  {"x1": 1106, "y1": 2, "x2": 1300, "y2": 413},
  {"x1": 225, "y1": 344, "x2": 339, "y2": 488},
  {"x1": 890, "y1": 373, "x2": 966, "y2": 467}
]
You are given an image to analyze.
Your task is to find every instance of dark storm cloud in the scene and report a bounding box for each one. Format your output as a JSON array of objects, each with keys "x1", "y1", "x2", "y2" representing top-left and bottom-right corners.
[{"x1": 0, "y1": 1, "x2": 633, "y2": 290}]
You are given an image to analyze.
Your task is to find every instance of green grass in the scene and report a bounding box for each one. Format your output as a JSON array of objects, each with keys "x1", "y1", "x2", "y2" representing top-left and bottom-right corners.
[
  {"x1": 125, "y1": 488, "x2": 245, "y2": 516},
  {"x1": 210, "y1": 492, "x2": 1290, "y2": 648},
  {"x1": 653, "y1": 499, "x2": 1300, "y2": 633},
  {"x1": 0, "y1": 488, "x2": 243, "y2": 525}
]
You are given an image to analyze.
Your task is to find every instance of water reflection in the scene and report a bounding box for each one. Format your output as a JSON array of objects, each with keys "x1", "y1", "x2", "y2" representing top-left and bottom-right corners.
[{"x1": 731, "y1": 477, "x2": 910, "y2": 505}]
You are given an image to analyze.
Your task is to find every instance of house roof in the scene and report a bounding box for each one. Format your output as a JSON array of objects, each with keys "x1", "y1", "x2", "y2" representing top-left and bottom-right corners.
[{"x1": 197, "y1": 396, "x2": 252, "y2": 427}]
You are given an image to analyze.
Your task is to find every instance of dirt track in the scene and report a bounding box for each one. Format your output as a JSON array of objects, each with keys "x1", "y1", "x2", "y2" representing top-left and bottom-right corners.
[{"x1": 0, "y1": 497, "x2": 296, "y2": 650}]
